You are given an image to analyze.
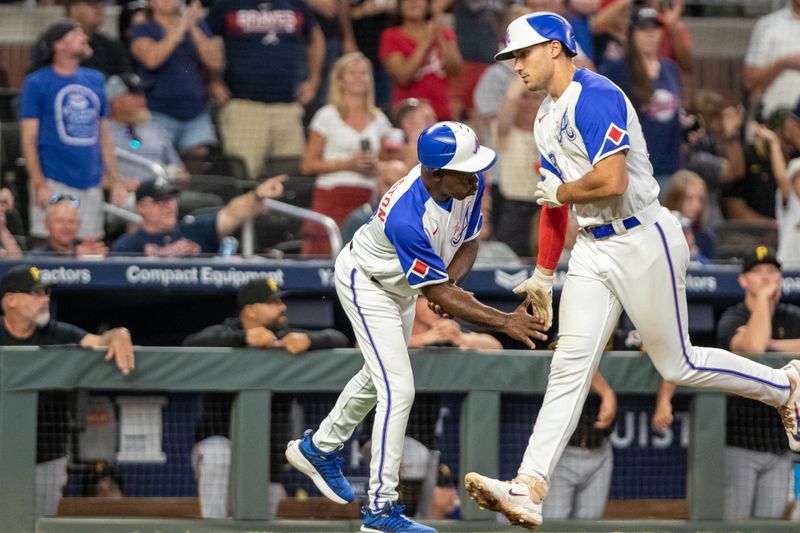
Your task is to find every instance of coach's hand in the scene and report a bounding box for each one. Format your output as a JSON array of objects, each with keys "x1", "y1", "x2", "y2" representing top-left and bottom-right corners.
[
  {"x1": 503, "y1": 297, "x2": 549, "y2": 349},
  {"x1": 535, "y1": 168, "x2": 564, "y2": 208},
  {"x1": 513, "y1": 268, "x2": 554, "y2": 329}
]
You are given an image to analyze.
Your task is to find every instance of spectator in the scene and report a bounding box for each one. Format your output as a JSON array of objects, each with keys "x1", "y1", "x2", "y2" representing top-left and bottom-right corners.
[
  {"x1": 785, "y1": 102, "x2": 800, "y2": 155},
  {"x1": 29, "y1": 196, "x2": 108, "y2": 257},
  {"x1": 111, "y1": 175, "x2": 285, "y2": 256},
  {"x1": 410, "y1": 296, "x2": 502, "y2": 350},
  {"x1": 118, "y1": 0, "x2": 149, "y2": 59},
  {"x1": 639, "y1": 0, "x2": 692, "y2": 73},
  {"x1": 348, "y1": 0, "x2": 397, "y2": 108},
  {"x1": 590, "y1": 0, "x2": 631, "y2": 70},
  {"x1": 425, "y1": 464, "x2": 460, "y2": 519},
  {"x1": 379, "y1": 0, "x2": 462, "y2": 120},
  {"x1": 721, "y1": 119, "x2": 787, "y2": 222},
  {"x1": 776, "y1": 158, "x2": 800, "y2": 268},
  {"x1": 130, "y1": 0, "x2": 223, "y2": 170},
  {"x1": 22, "y1": 20, "x2": 129, "y2": 242},
  {"x1": 306, "y1": 0, "x2": 356, "y2": 115},
  {"x1": 436, "y1": 0, "x2": 510, "y2": 121},
  {"x1": 183, "y1": 277, "x2": 349, "y2": 518},
  {"x1": 384, "y1": 97, "x2": 437, "y2": 173},
  {"x1": 662, "y1": 170, "x2": 716, "y2": 260},
  {"x1": 0, "y1": 189, "x2": 23, "y2": 259},
  {"x1": 744, "y1": 0, "x2": 800, "y2": 118},
  {"x1": 562, "y1": 0, "x2": 600, "y2": 64},
  {"x1": 0, "y1": 264, "x2": 134, "y2": 516},
  {"x1": 493, "y1": 79, "x2": 544, "y2": 258},
  {"x1": 206, "y1": 0, "x2": 325, "y2": 180},
  {"x1": 300, "y1": 52, "x2": 393, "y2": 256},
  {"x1": 600, "y1": 5, "x2": 682, "y2": 191},
  {"x1": 67, "y1": 0, "x2": 132, "y2": 77},
  {"x1": 543, "y1": 372, "x2": 616, "y2": 519},
  {"x1": 654, "y1": 246, "x2": 800, "y2": 519}
]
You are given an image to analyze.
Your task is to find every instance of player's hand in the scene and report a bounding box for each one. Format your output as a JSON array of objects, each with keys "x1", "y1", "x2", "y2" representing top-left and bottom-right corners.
[
  {"x1": 105, "y1": 328, "x2": 135, "y2": 376},
  {"x1": 535, "y1": 168, "x2": 564, "y2": 208},
  {"x1": 652, "y1": 399, "x2": 674, "y2": 432},
  {"x1": 512, "y1": 269, "x2": 554, "y2": 329},
  {"x1": 595, "y1": 390, "x2": 618, "y2": 429},
  {"x1": 277, "y1": 332, "x2": 313, "y2": 355},
  {"x1": 246, "y1": 326, "x2": 277, "y2": 348},
  {"x1": 502, "y1": 296, "x2": 549, "y2": 349}
]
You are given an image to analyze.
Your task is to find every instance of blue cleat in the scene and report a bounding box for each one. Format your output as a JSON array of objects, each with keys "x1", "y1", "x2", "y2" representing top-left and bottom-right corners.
[
  {"x1": 285, "y1": 429, "x2": 354, "y2": 504},
  {"x1": 360, "y1": 501, "x2": 437, "y2": 532}
]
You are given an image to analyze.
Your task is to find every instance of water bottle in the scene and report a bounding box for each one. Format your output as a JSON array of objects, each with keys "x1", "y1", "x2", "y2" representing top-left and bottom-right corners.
[{"x1": 218, "y1": 236, "x2": 238, "y2": 258}]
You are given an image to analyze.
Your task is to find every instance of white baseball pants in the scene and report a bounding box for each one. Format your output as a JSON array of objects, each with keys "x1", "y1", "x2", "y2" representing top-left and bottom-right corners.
[
  {"x1": 519, "y1": 209, "x2": 791, "y2": 481},
  {"x1": 314, "y1": 246, "x2": 417, "y2": 510}
]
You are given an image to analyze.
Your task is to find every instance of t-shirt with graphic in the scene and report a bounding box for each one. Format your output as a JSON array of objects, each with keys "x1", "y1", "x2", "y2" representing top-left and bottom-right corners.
[
  {"x1": 349, "y1": 164, "x2": 484, "y2": 297},
  {"x1": 600, "y1": 58, "x2": 682, "y2": 176},
  {"x1": 110, "y1": 213, "x2": 219, "y2": 256},
  {"x1": 205, "y1": 0, "x2": 319, "y2": 103},
  {"x1": 379, "y1": 26, "x2": 457, "y2": 120},
  {"x1": 130, "y1": 20, "x2": 212, "y2": 121},
  {"x1": 534, "y1": 68, "x2": 659, "y2": 228},
  {"x1": 20, "y1": 66, "x2": 107, "y2": 190}
]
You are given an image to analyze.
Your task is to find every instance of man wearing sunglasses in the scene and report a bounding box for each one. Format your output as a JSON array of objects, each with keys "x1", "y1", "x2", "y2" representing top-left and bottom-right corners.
[{"x1": 0, "y1": 265, "x2": 135, "y2": 516}]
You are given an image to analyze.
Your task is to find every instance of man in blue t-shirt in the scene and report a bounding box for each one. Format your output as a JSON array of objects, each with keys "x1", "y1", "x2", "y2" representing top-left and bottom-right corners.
[
  {"x1": 21, "y1": 20, "x2": 130, "y2": 240},
  {"x1": 205, "y1": 0, "x2": 325, "y2": 179},
  {"x1": 111, "y1": 175, "x2": 286, "y2": 256}
]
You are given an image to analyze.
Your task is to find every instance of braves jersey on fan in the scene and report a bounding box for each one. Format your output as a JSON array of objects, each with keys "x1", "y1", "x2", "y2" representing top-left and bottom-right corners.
[
  {"x1": 535, "y1": 68, "x2": 660, "y2": 227},
  {"x1": 350, "y1": 165, "x2": 484, "y2": 297}
]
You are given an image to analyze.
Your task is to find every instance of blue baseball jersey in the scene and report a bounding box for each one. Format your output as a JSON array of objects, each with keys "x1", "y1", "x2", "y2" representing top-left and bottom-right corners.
[
  {"x1": 535, "y1": 68, "x2": 660, "y2": 227},
  {"x1": 350, "y1": 165, "x2": 484, "y2": 297}
]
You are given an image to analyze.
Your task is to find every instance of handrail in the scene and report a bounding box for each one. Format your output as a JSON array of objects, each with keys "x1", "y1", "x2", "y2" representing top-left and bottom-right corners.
[
  {"x1": 102, "y1": 202, "x2": 142, "y2": 224},
  {"x1": 239, "y1": 198, "x2": 342, "y2": 258},
  {"x1": 114, "y1": 147, "x2": 169, "y2": 181}
]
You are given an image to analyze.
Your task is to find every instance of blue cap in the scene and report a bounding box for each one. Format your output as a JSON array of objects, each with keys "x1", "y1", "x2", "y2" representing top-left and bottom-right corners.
[
  {"x1": 417, "y1": 121, "x2": 497, "y2": 173},
  {"x1": 495, "y1": 12, "x2": 577, "y2": 61}
]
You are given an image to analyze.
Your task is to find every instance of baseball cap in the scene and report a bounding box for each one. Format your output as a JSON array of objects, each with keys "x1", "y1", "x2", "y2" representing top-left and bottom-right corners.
[
  {"x1": 417, "y1": 122, "x2": 496, "y2": 173},
  {"x1": 135, "y1": 178, "x2": 178, "y2": 202},
  {"x1": 789, "y1": 100, "x2": 800, "y2": 122},
  {"x1": 66, "y1": 0, "x2": 105, "y2": 5},
  {"x1": 106, "y1": 73, "x2": 144, "y2": 101},
  {"x1": 237, "y1": 278, "x2": 287, "y2": 307},
  {"x1": 31, "y1": 20, "x2": 80, "y2": 69},
  {"x1": 630, "y1": 5, "x2": 661, "y2": 29},
  {"x1": 495, "y1": 12, "x2": 577, "y2": 61},
  {"x1": 0, "y1": 265, "x2": 49, "y2": 297},
  {"x1": 741, "y1": 246, "x2": 781, "y2": 274}
]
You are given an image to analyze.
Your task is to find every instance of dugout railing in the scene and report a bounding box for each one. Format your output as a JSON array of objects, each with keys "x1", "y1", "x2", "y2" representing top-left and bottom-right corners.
[{"x1": 0, "y1": 347, "x2": 796, "y2": 533}]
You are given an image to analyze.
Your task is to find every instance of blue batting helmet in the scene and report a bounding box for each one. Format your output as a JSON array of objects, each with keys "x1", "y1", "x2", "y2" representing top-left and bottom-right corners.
[
  {"x1": 495, "y1": 12, "x2": 578, "y2": 61},
  {"x1": 417, "y1": 122, "x2": 497, "y2": 173}
]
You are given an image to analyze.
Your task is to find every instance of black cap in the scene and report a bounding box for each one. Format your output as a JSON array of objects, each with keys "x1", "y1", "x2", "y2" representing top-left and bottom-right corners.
[
  {"x1": 106, "y1": 73, "x2": 144, "y2": 101},
  {"x1": 631, "y1": 6, "x2": 661, "y2": 29},
  {"x1": 237, "y1": 278, "x2": 287, "y2": 307},
  {"x1": 436, "y1": 463, "x2": 456, "y2": 487},
  {"x1": 741, "y1": 246, "x2": 781, "y2": 273},
  {"x1": 135, "y1": 178, "x2": 178, "y2": 202},
  {"x1": 31, "y1": 20, "x2": 80, "y2": 70},
  {"x1": 0, "y1": 265, "x2": 49, "y2": 297}
]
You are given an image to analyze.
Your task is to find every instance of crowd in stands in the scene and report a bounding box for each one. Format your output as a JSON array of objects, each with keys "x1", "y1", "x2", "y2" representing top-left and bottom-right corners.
[
  {"x1": 0, "y1": 0, "x2": 796, "y2": 266},
  {"x1": 0, "y1": 0, "x2": 799, "y2": 524}
]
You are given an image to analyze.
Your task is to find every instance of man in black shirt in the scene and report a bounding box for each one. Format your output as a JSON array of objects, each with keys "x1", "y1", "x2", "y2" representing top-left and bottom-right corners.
[
  {"x1": 0, "y1": 264, "x2": 134, "y2": 516},
  {"x1": 67, "y1": 0, "x2": 132, "y2": 78},
  {"x1": 183, "y1": 278, "x2": 349, "y2": 518}
]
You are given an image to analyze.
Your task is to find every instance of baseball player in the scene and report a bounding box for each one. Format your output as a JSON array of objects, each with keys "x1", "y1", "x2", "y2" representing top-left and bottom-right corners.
[
  {"x1": 285, "y1": 121, "x2": 547, "y2": 533},
  {"x1": 463, "y1": 12, "x2": 800, "y2": 532}
]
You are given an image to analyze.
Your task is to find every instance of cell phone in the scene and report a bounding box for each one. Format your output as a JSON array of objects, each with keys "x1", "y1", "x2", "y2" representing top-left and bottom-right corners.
[{"x1": 360, "y1": 139, "x2": 371, "y2": 151}]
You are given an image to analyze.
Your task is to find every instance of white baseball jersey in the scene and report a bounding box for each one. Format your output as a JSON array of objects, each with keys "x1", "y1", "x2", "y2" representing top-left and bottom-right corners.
[
  {"x1": 349, "y1": 164, "x2": 485, "y2": 297},
  {"x1": 534, "y1": 68, "x2": 660, "y2": 227}
]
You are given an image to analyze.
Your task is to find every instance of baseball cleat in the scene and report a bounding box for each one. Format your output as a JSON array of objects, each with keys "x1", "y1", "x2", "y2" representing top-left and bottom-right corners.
[
  {"x1": 286, "y1": 429, "x2": 354, "y2": 504},
  {"x1": 779, "y1": 360, "x2": 800, "y2": 452},
  {"x1": 464, "y1": 472, "x2": 544, "y2": 531},
  {"x1": 360, "y1": 501, "x2": 436, "y2": 532}
]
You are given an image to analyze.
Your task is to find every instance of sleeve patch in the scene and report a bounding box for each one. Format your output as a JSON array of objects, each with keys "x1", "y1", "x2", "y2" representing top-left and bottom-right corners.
[
  {"x1": 411, "y1": 258, "x2": 429, "y2": 277},
  {"x1": 606, "y1": 123, "x2": 626, "y2": 145}
]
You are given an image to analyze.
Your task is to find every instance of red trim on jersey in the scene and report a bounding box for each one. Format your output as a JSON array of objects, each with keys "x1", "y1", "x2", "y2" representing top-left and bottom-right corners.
[{"x1": 537, "y1": 204, "x2": 569, "y2": 270}]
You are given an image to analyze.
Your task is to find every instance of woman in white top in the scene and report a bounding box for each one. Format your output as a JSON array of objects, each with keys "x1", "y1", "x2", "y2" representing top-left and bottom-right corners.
[{"x1": 301, "y1": 52, "x2": 393, "y2": 256}]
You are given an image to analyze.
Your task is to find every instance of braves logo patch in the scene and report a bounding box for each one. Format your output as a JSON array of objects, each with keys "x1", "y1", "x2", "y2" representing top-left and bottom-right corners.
[
  {"x1": 557, "y1": 111, "x2": 576, "y2": 144},
  {"x1": 604, "y1": 123, "x2": 626, "y2": 145},
  {"x1": 411, "y1": 259, "x2": 430, "y2": 277}
]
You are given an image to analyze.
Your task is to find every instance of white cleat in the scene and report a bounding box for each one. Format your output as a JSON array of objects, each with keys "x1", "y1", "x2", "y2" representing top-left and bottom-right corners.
[
  {"x1": 780, "y1": 360, "x2": 800, "y2": 452},
  {"x1": 464, "y1": 472, "x2": 545, "y2": 532}
]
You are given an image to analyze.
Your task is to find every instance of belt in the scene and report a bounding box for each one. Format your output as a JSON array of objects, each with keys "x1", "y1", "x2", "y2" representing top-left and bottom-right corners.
[{"x1": 584, "y1": 215, "x2": 640, "y2": 239}]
